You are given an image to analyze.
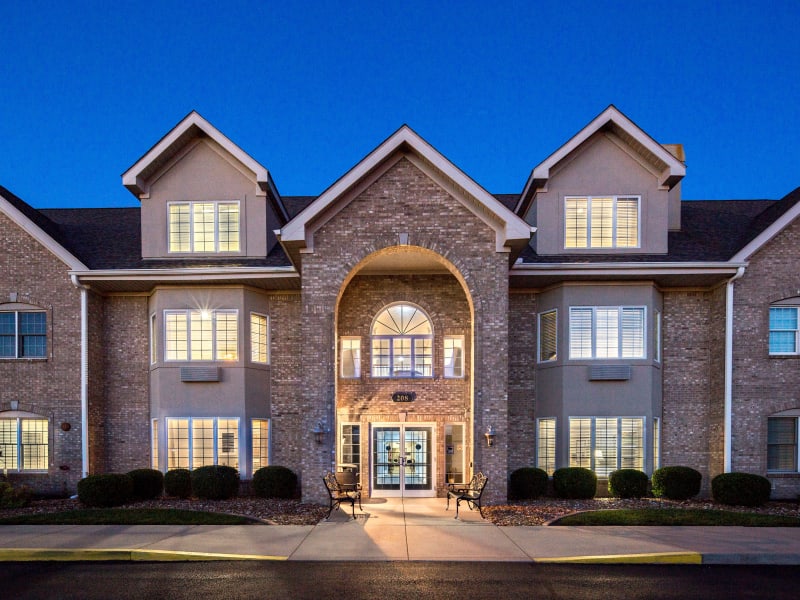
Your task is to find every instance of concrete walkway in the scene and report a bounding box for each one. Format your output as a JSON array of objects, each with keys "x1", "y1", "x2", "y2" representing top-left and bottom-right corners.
[{"x1": 0, "y1": 498, "x2": 798, "y2": 564}]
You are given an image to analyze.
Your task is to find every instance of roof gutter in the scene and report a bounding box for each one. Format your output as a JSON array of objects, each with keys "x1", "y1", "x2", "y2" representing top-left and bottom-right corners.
[
  {"x1": 511, "y1": 261, "x2": 746, "y2": 276},
  {"x1": 69, "y1": 274, "x2": 90, "y2": 479},
  {"x1": 724, "y1": 266, "x2": 746, "y2": 473}
]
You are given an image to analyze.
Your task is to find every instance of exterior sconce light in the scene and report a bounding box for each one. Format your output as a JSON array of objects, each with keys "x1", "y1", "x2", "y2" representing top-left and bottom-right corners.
[
  {"x1": 10, "y1": 400, "x2": 19, "y2": 411},
  {"x1": 311, "y1": 422, "x2": 327, "y2": 445},
  {"x1": 484, "y1": 425, "x2": 496, "y2": 447}
]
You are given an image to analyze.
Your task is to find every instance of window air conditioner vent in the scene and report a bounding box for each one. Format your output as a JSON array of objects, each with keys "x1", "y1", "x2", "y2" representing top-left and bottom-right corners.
[
  {"x1": 588, "y1": 365, "x2": 631, "y2": 381},
  {"x1": 180, "y1": 366, "x2": 220, "y2": 382}
]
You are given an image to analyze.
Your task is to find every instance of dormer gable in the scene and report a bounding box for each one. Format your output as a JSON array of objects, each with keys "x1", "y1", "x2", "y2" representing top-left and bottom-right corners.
[
  {"x1": 519, "y1": 106, "x2": 686, "y2": 256},
  {"x1": 122, "y1": 111, "x2": 287, "y2": 259},
  {"x1": 278, "y1": 125, "x2": 533, "y2": 268}
]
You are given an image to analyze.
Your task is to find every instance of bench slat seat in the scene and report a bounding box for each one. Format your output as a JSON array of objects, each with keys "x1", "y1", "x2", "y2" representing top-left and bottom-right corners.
[
  {"x1": 445, "y1": 472, "x2": 488, "y2": 519},
  {"x1": 323, "y1": 472, "x2": 363, "y2": 520}
]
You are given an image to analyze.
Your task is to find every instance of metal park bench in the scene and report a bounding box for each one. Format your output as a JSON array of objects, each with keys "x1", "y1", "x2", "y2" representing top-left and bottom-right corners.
[
  {"x1": 322, "y1": 471, "x2": 363, "y2": 520},
  {"x1": 445, "y1": 471, "x2": 488, "y2": 519}
]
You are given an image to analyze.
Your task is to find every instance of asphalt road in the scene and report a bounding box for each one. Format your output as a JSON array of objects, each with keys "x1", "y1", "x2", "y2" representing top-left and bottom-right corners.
[{"x1": 1, "y1": 562, "x2": 797, "y2": 599}]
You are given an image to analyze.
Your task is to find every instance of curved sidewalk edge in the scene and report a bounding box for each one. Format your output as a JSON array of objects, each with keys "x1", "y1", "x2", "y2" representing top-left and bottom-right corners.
[{"x1": 0, "y1": 548, "x2": 287, "y2": 562}]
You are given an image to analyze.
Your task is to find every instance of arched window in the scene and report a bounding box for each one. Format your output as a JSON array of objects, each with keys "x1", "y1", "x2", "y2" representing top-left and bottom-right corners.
[{"x1": 371, "y1": 304, "x2": 432, "y2": 378}]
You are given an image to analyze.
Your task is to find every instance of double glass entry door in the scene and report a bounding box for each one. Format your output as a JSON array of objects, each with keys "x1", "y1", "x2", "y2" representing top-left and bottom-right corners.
[{"x1": 372, "y1": 425, "x2": 434, "y2": 497}]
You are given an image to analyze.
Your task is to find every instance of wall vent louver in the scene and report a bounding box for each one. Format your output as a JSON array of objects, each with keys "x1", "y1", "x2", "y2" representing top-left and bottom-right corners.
[
  {"x1": 588, "y1": 365, "x2": 631, "y2": 381},
  {"x1": 180, "y1": 366, "x2": 220, "y2": 382}
]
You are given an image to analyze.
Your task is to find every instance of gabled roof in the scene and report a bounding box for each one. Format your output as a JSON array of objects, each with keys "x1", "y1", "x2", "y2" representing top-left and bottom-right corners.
[
  {"x1": 517, "y1": 105, "x2": 686, "y2": 213},
  {"x1": 278, "y1": 125, "x2": 534, "y2": 264},
  {"x1": 730, "y1": 186, "x2": 800, "y2": 262},
  {"x1": 121, "y1": 111, "x2": 279, "y2": 205}
]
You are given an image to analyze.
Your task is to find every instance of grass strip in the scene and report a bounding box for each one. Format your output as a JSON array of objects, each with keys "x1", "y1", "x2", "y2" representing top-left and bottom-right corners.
[
  {"x1": 0, "y1": 508, "x2": 258, "y2": 526},
  {"x1": 553, "y1": 508, "x2": 800, "y2": 527}
]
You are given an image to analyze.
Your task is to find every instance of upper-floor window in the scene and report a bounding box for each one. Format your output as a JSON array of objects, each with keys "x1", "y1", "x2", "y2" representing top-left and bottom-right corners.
[
  {"x1": 164, "y1": 309, "x2": 238, "y2": 361},
  {"x1": 371, "y1": 303, "x2": 432, "y2": 378},
  {"x1": 168, "y1": 201, "x2": 240, "y2": 253},
  {"x1": 569, "y1": 306, "x2": 645, "y2": 359},
  {"x1": 538, "y1": 310, "x2": 557, "y2": 362},
  {"x1": 769, "y1": 305, "x2": 800, "y2": 355},
  {"x1": 443, "y1": 336, "x2": 464, "y2": 378},
  {"x1": 250, "y1": 313, "x2": 269, "y2": 364},
  {"x1": 565, "y1": 196, "x2": 640, "y2": 249},
  {"x1": 0, "y1": 311, "x2": 46, "y2": 358},
  {"x1": 340, "y1": 337, "x2": 361, "y2": 378}
]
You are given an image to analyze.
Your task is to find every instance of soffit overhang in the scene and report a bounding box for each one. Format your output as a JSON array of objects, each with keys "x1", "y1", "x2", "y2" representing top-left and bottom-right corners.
[
  {"x1": 70, "y1": 267, "x2": 299, "y2": 294},
  {"x1": 277, "y1": 125, "x2": 534, "y2": 268},
  {"x1": 509, "y1": 261, "x2": 744, "y2": 290},
  {"x1": 518, "y1": 105, "x2": 686, "y2": 213},
  {"x1": 121, "y1": 111, "x2": 274, "y2": 200}
]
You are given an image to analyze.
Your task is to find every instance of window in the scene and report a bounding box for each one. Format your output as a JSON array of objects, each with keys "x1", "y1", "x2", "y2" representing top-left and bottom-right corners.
[
  {"x1": 164, "y1": 310, "x2": 238, "y2": 361},
  {"x1": 0, "y1": 417, "x2": 48, "y2": 471},
  {"x1": 565, "y1": 196, "x2": 640, "y2": 249},
  {"x1": 340, "y1": 423, "x2": 360, "y2": 468},
  {"x1": 151, "y1": 419, "x2": 159, "y2": 470},
  {"x1": 167, "y1": 417, "x2": 239, "y2": 471},
  {"x1": 371, "y1": 304, "x2": 433, "y2": 378},
  {"x1": 537, "y1": 418, "x2": 556, "y2": 475},
  {"x1": 769, "y1": 306, "x2": 800, "y2": 355},
  {"x1": 569, "y1": 306, "x2": 645, "y2": 359},
  {"x1": 149, "y1": 314, "x2": 157, "y2": 364},
  {"x1": 168, "y1": 201, "x2": 240, "y2": 253},
  {"x1": 569, "y1": 417, "x2": 644, "y2": 476},
  {"x1": 340, "y1": 338, "x2": 361, "y2": 378},
  {"x1": 250, "y1": 313, "x2": 269, "y2": 364},
  {"x1": 653, "y1": 417, "x2": 660, "y2": 470},
  {"x1": 445, "y1": 424, "x2": 465, "y2": 484},
  {"x1": 654, "y1": 310, "x2": 661, "y2": 363},
  {"x1": 0, "y1": 311, "x2": 46, "y2": 358},
  {"x1": 444, "y1": 336, "x2": 464, "y2": 378},
  {"x1": 252, "y1": 419, "x2": 270, "y2": 471},
  {"x1": 538, "y1": 310, "x2": 557, "y2": 362},
  {"x1": 768, "y1": 417, "x2": 798, "y2": 472}
]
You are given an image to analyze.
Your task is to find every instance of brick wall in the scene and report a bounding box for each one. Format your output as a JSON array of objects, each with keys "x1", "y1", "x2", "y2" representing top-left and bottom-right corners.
[{"x1": 507, "y1": 292, "x2": 537, "y2": 472}]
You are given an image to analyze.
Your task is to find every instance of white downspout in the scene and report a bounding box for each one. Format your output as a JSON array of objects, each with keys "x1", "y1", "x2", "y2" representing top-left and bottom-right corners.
[
  {"x1": 70, "y1": 274, "x2": 90, "y2": 478},
  {"x1": 724, "y1": 267, "x2": 746, "y2": 473}
]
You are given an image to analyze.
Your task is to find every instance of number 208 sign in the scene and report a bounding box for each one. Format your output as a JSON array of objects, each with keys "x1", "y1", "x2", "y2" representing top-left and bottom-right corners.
[{"x1": 392, "y1": 391, "x2": 416, "y2": 403}]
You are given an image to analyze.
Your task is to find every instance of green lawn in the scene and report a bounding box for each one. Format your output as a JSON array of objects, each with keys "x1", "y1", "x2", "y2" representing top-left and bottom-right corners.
[
  {"x1": 553, "y1": 508, "x2": 800, "y2": 527},
  {"x1": 0, "y1": 508, "x2": 258, "y2": 526}
]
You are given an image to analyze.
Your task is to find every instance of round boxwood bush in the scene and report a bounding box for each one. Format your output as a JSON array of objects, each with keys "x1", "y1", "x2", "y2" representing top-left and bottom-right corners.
[
  {"x1": 164, "y1": 469, "x2": 192, "y2": 498},
  {"x1": 608, "y1": 469, "x2": 649, "y2": 499},
  {"x1": 651, "y1": 466, "x2": 702, "y2": 500},
  {"x1": 253, "y1": 466, "x2": 298, "y2": 498},
  {"x1": 711, "y1": 472, "x2": 771, "y2": 507},
  {"x1": 77, "y1": 473, "x2": 134, "y2": 507},
  {"x1": 127, "y1": 468, "x2": 164, "y2": 501},
  {"x1": 0, "y1": 481, "x2": 32, "y2": 508},
  {"x1": 191, "y1": 465, "x2": 239, "y2": 500},
  {"x1": 509, "y1": 467, "x2": 549, "y2": 500},
  {"x1": 553, "y1": 467, "x2": 597, "y2": 499}
]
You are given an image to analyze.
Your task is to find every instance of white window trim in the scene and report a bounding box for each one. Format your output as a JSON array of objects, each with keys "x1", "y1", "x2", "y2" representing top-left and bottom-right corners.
[
  {"x1": 151, "y1": 418, "x2": 159, "y2": 470},
  {"x1": 370, "y1": 303, "x2": 434, "y2": 378},
  {"x1": 340, "y1": 337, "x2": 361, "y2": 379},
  {"x1": 536, "y1": 417, "x2": 557, "y2": 475},
  {"x1": 767, "y1": 414, "x2": 799, "y2": 473},
  {"x1": 165, "y1": 416, "x2": 241, "y2": 473},
  {"x1": 537, "y1": 310, "x2": 558, "y2": 363},
  {"x1": 163, "y1": 309, "x2": 239, "y2": 362},
  {"x1": 654, "y1": 310, "x2": 662, "y2": 363},
  {"x1": 149, "y1": 313, "x2": 157, "y2": 365},
  {"x1": 0, "y1": 310, "x2": 47, "y2": 359},
  {"x1": 0, "y1": 416, "x2": 49, "y2": 472},
  {"x1": 443, "y1": 335, "x2": 465, "y2": 378},
  {"x1": 568, "y1": 416, "x2": 647, "y2": 476},
  {"x1": 251, "y1": 418, "x2": 270, "y2": 474},
  {"x1": 652, "y1": 417, "x2": 660, "y2": 470},
  {"x1": 768, "y1": 305, "x2": 800, "y2": 356},
  {"x1": 339, "y1": 422, "x2": 361, "y2": 468},
  {"x1": 250, "y1": 312, "x2": 270, "y2": 365},
  {"x1": 564, "y1": 195, "x2": 641, "y2": 249},
  {"x1": 568, "y1": 306, "x2": 647, "y2": 360},
  {"x1": 167, "y1": 200, "x2": 241, "y2": 254}
]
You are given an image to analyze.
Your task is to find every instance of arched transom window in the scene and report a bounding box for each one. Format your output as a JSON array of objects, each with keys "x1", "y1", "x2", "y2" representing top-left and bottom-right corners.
[{"x1": 371, "y1": 304, "x2": 432, "y2": 378}]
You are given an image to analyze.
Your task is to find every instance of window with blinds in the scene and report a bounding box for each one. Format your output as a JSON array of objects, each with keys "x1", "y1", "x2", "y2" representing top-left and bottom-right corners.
[
  {"x1": 538, "y1": 310, "x2": 557, "y2": 362},
  {"x1": 537, "y1": 418, "x2": 556, "y2": 474},
  {"x1": 564, "y1": 196, "x2": 640, "y2": 249},
  {"x1": 768, "y1": 417, "x2": 798, "y2": 472},
  {"x1": 569, "y1": 306, "x2": 645, "y2": 359},
  {"x1": 569, "y1": 417, "x2": 645, "y2": 475}
]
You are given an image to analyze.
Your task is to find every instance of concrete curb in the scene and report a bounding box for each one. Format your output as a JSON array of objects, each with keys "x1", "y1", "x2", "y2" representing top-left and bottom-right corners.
[
  {"x1": 534, "y1": 551, "x2": 703, "y2": 564},
  {"x1": 0, "y1": 548, "x2": 287, "y2": 562}
]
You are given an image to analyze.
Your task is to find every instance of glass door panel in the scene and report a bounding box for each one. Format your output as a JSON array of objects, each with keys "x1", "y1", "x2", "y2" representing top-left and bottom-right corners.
[{"x1": 372, "y1": 424, "x2": 434, "y2": 497}]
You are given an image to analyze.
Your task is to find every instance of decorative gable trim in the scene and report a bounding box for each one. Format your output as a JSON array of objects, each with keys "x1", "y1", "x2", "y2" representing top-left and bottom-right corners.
[
  {"x1": 122, "y1": 111, "x2": 274, "y2": 200},
  {"x1": 517, "y1": 105, "x2": 686, "y2": 213},
  {"x1": 0, "y1": 192, "x2": 88, "y2": 270},
  {"x1": 278, "y1": 125, "x2": 533, "y2": 259}
]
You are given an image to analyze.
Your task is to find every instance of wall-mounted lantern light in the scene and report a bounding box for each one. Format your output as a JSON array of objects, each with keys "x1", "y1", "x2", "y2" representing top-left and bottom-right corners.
[
  {"x1": 484, "y1": 425, "x2": 496, "y2": 447},
  {"x1": 311, "y1": 421, "x2": 327, "y2": 444}
]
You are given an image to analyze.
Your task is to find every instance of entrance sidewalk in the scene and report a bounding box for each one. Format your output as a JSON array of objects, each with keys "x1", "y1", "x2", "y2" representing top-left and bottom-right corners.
[{"x1": 0, "y1": 498, "x2": 798, "y2": 564}]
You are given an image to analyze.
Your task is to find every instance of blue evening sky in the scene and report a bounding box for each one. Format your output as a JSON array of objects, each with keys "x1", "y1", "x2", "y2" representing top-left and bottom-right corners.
[{"x1": 1, "y1": 1, "x2": 798, "y2": 209}]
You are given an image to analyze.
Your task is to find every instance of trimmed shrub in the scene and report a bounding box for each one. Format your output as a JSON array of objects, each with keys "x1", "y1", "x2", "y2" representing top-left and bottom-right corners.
[
  {"x1": 712, "y1": 472, "x2": 771, "y2": 507},
  {"x1": 608, "y1": 469, "x2": 649, "y2": 499},
  {"x1": 127, "y1": 468, "x2": 164, "y2": 501},
  {"x1": 191, "y1": 465, "x2": 239, "y2": 500},
  {"x1": 651, "y1": 466, "x2": 702, "y2": 500},
  {"x1": 164, "y1": 469, "x2": 192, "y2": 499},
  {"x1": 509, "y1": 467, "x2": 549, "y2": 500},
  {"x1": 253, "y1": 466, "x2": 298, "y2": 499},
  {"x1": 553, "y1": 467, "x2": 597, "y2": 499},
  {"x1": 0, "y1": 481, "x2": 32, "y2": 508},
  {"x1": 77, "y1": 473, "x2": 134, "y2": 507}
]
